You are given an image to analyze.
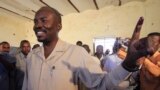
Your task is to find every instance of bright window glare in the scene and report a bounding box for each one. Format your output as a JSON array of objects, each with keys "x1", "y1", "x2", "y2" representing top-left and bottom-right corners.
[{"x1": 93, "y1": 37, "x2": 116, "y2": 54}]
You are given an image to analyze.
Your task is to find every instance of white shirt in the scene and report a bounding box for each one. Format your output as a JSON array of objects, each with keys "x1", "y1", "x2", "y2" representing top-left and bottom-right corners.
[
  {"x1": 23, "y1": 39, "x2": 130, "y2": 90},
  {"x1": 15, "y1": 52, "x2": 27, "y2": 72},
  {"x1": 23, "y1": 40, "x2": 101, "y2": 90}
]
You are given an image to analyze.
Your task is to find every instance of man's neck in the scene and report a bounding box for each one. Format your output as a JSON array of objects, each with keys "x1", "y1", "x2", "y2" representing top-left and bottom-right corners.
[
  {"x1": 21, "y1": 52, "x2": 28, "y2": 58},
  {"x1": 43, "y1": 38, "x2": 58, "y2": 59}
]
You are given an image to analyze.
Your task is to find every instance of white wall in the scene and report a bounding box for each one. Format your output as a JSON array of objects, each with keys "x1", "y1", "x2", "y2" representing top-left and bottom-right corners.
[
  {"x1": 0, "y1": 9, "x2": 38, "y2": 47},
  {"x1": 60, "y1": 0, "x2": 160, "y2": 53},
  {"x1": 0, "y1": 0, "x2": 159, "y2": 52}
]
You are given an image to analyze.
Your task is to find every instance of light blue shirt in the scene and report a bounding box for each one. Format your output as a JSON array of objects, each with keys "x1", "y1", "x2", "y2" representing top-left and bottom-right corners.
[{"x1": 104, "y1": 54, "x2": 123, "y2": 72}]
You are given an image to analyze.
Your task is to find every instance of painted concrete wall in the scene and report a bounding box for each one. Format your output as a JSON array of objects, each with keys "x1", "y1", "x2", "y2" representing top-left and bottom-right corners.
[
  {"x1": 60, "y1": 0, "x2": 160, "y2": 52},
  {"x1": 0, "y1": 9, "x2": 38, "y2": 47},
  {"x1": 0, "y1": 0, "x2": 159, "y2": 52}
]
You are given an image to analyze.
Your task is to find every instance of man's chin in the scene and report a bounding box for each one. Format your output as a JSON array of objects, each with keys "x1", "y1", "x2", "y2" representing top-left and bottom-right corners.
[
  {"x1": 37, "y1": 39, "x2": 45, "y2": 42},
  {"x1": 37, "y1": 39, "x2": 50, "y2": 44}
]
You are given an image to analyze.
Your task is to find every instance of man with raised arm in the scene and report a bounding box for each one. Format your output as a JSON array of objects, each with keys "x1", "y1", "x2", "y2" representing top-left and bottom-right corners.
[{"x1": 22, "y1": 6, "x2": 157, "y2": 90}]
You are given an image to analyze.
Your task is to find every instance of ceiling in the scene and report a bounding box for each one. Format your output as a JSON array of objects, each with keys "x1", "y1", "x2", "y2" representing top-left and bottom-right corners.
[{"x1": 0, "y1": 0, "x2": 146, "y2": 20}]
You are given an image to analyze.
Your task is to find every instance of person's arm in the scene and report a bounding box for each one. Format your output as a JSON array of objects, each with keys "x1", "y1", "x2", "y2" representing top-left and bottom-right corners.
[
  {"x1": 122, "y1": 17, "x2": 146, "y2": 72},
  {"x1": 104, "y1": 56, "x2": 117, "y2": 72},
  {"x1": 143, "y1": 58, "x2": 160, "y2": 77},
  {"x1": 102, "y1": 17, "x2": 149, "y2": 89},
  {"x1": 102, "y1": 17, "x2": 152, "y2": 87},
  {"x1": 0, "y1": 55, "x2": 15, "y2": 71},
  {"x1": 76, "y1": 17, "x2": 159, "y2": 89}
]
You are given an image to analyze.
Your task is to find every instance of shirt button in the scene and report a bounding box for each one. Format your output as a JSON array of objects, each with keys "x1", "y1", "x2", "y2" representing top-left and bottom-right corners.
[{"x1": 52, "y1": 66, "x2": 55, "y2": 70}]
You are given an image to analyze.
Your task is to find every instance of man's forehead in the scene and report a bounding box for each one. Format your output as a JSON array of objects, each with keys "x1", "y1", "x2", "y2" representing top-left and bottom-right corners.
[
  {"x1": 3, "y1": 45, "x2": 10, "y2": 47},
  {"x1": 149, "y1": 35, "x2": 160, "y2": 39},
  {"x1": 35, "y1": 7, "x2": 54, "y2": 17},
  {"x1": 22, "y1": 42, "x2": 30, "y2": 45},
  {"x1": 148, "y1": 35, "x2": 160, "y2": 43},
  {"x1": 3, "y1": 43, "x2": 9, "y2": 46},
  {"x1": 22, "y1": 44, "x2": 30, "y2": 47}
]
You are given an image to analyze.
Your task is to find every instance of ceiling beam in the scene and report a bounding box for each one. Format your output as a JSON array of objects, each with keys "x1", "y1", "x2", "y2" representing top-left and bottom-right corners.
[
  {"x1": 68, "y1": 0, "x2": 80, "y2": 13},
  {"x1": 31, "y1": 10, "x2": 36, "y2": 13},
  {"x1": 93, "y1": 0, "x2": 99, "y2": 10},
  {"x1": 39, "y1": 0, "x2": 63, "y2": 16},
  {"x1": 39, "y1": 0, "x2": 50, "y2": 7},
  {"x1": 0, "y1": 7, "x2": 33, "y2": 20},
  {"x1": 118, "y1": 0, "x2": 122, "y2": 6}
]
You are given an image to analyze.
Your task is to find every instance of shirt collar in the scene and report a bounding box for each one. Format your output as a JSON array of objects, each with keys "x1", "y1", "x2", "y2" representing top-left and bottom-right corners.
[
  {"x1": 33, "y1": 39, "x2": 70, "y2": 60},
  {"x1": 20, "y1": 52, "x2": 27, "y2": 59}
]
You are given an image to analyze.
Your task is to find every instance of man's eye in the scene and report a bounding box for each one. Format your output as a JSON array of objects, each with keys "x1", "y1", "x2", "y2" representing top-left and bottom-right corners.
[{"x1": 42, "y1": 19, "x2": 47, "y2": 23}]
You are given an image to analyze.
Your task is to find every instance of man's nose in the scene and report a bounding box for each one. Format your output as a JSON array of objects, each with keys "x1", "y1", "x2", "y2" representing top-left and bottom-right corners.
[{"x1": 34, "y1": 21, "x2": 43, "y2": 29}]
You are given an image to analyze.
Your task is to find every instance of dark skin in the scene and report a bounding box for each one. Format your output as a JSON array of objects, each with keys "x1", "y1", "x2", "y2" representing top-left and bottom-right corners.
[
  {"x1": 34, "y1": 7, "x2": 62, "y2": 58},
  {"x1": 21, "y1": 42, "x2": 31, "y2": 56},
  {"x1": 2, "y1": 43, "x2": 10, "y2": 53},
  {"x1": 95, "y1": 45, "x2": 104, "y2": 60},
  {"x1": 122, "y1": 17, "x2": 159, "y2": 72},
  {"x1": 33, "y1": 7, "x2": 157, "y2": 72},
  {"x1": 122, "y1": 17, "x2": 145, "y2": 71}
]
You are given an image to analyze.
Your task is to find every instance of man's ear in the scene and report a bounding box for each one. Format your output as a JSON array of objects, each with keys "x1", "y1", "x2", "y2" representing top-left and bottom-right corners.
[{"x1": 57, "y1": 24, "x2": 62, "y2": 30}]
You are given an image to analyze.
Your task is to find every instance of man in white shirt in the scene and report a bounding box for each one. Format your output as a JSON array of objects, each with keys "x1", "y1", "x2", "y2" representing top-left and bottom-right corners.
[
  {"x1": 15, "y1": 40, "x2": 31, "y2": 90},
  {"x1": 22, "y1": 6, "x2": 155, "y2": 90},
  {"x1": 94, "y1": 45, "x2": 105, "y2": 60}
]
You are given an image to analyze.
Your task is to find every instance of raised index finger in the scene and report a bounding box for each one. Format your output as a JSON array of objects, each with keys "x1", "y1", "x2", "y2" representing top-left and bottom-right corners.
[{"x1": 131, "y1": 17, "x2": 144, "y2": 42}]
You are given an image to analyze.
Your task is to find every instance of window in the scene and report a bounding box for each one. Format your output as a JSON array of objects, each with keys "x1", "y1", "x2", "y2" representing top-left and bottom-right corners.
[{"x1": 93, "y1": 37, "x2": 116, "y2": 54}]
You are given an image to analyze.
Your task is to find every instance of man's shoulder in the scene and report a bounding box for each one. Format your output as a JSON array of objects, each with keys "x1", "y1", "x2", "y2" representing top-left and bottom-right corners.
[
  {"x1": 15, "y1": 53, "x2": 21, "y2": 60},
  {"x1": 105, "y1": 54, "x2": 117, "y2": 59},
  {"x1": 61, "y1": 40, "x2": 85, "y2": 52},
  {"x1": 15, "y1": 52, "x2": 22, "y2": 57},
  {"x1": 0, "y1": 53, "x2": 16, "y2": 63},
  {"x1": 29, "y1": 46, "x2": 41, "y2": 56}
]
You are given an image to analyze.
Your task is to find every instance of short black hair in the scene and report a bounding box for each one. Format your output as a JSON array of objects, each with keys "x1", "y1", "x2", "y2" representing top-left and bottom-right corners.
[
  {"x1": 38, "y1": 6, "x2": 62, "y2": 24},
  {"x1": 20, "y1": 40, "x2": 30, "y2": 48},
  {"x1": 147, "y1": 32, "x2": 160, "y2": 37},
  {"x1": 82, "y1": 44, "x2": 90, "y2": 53},
  {"x1": 76, "y1": 41, "x2": 82, "y2": 45},
  {"x1": 50, "y1": 7, "x2": 62, "y2": 24},
  {"x1": 1, "y1": 41, "x2": 9, "y2": 45},
  {"x1": 32, "y1": 44, "x2": 40, "y2": 49}
]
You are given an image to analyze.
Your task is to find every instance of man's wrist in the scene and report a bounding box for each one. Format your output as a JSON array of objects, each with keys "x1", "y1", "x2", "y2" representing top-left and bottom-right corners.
[{"x1": 122, "y1": 61, "x2": 139, "y2": 72}]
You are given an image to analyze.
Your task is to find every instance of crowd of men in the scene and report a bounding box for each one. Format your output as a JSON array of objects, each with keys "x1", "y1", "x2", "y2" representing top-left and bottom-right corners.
[
  {"x1": 0, "y1": 41, "x2": 40, "y2": 90},
  {"x1": 0, "y1": 6, "x2": 160, "y2": 90}
]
